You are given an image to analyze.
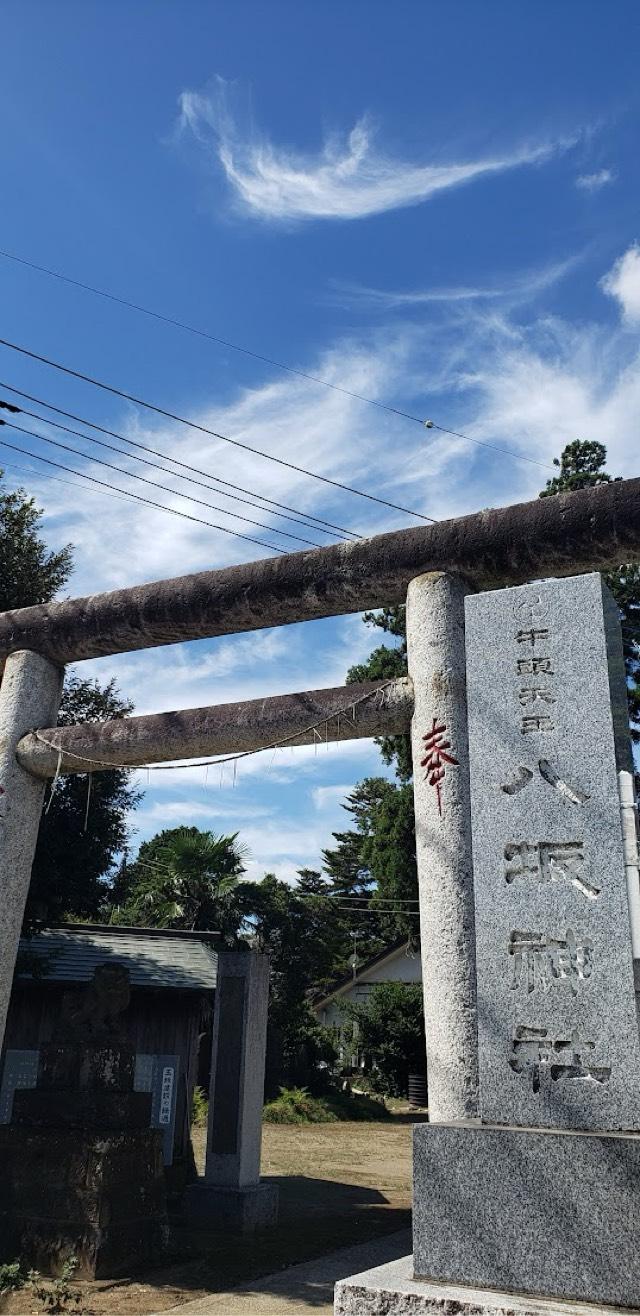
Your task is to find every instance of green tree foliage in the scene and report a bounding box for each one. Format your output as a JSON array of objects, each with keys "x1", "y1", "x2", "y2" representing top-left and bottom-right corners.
[
  {"x1": 113, "y1": 826, "x2": 246, "y2": 940},
  {"x1": 0, "y1": 471, "x2": 139, "y2": 926},
  {"x1": 538, "y1": 440, "x2": 612, "y2": 498},
  {"x1": 346, "y1": 606, "x2": 411, "y2": 781},
  {"x1": 322, "y1": 778, "x2": 417, "y2": 956},
  {"x1": 343, "y1": 982, "x2": 425, "y2": 1097},
  {"x1": 540, "y1": 440, "x2": 639, "y2": 741},
  {"x1": 0, "y1": 470, "x2": 73, "y2": 611},
  {"x1": 27, "y1": 678, "x2": 140, "y2": 925},
  {"x1": 239, "y1": 871, "x2": 342, "y2": 1092}
]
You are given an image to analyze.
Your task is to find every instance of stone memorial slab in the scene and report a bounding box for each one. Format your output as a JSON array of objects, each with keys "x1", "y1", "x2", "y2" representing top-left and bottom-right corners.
[{"x1": 465, "y1": 572, "x2": 640, "y2": 1129}]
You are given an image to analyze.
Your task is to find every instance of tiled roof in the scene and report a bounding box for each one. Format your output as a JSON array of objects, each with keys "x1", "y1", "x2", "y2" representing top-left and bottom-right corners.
[{"x1": 17, "y1": 927, "x2": 217, "y2": 992}]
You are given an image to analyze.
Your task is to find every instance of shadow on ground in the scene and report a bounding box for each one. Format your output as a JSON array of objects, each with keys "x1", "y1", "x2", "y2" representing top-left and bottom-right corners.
[
  {"x1": 92, "y1": 1175, "x2": 409, "y2": 1307},
  {"x1": 0, "y1": 1118, "x2": 415, "y2": 1313}
]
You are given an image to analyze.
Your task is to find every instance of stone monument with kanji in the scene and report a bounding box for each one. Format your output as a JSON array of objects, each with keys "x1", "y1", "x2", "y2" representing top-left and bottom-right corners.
[{"x1": 336, "y1": 571, "x2": 640, "y2": 1314}]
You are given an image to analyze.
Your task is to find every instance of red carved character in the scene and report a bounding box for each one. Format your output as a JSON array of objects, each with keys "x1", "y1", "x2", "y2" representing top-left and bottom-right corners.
[{"x1": 421, "y1": 717, "x2": 459, "y2": 816}]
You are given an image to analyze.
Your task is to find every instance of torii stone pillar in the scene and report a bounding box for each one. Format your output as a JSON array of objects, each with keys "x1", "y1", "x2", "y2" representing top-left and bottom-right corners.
[
  {"x1": 405, "y1": 572, "x2": 479, "y2": 1122},
  {"x1": 0, "y1": 650, "x2": 64, "y2": 1050}
]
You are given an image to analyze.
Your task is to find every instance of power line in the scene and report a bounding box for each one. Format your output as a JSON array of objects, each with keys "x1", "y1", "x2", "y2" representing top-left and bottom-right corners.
[
  {"x1": 0, "y1": 247, "x2": 554, "y2": 471},
  {"x1": 0, "y1": 458, "x2": 139, "y2": 507},
  {"x1": 0, "y1": 337, "x2": 439, "y2": 523},
  {"x1": 117, "y1": 861, "x2": 420, "y2": 919},
  {"x1": 0, "y1": 432, "x2": 286, "y2": 556},
  {"x1": 325, "y1": 910, "x2": 418, "y2": 921},
  {"x1": 0, "y1": 383, "x2": 361, "y2": 540},
  {"x1": 131, "y1": 855, "x2": 419, "y2": 907},
  {"x1": 0, "y1": 417, "x2": 325, "y2": 549},
  {"x1": 133, "y1": 858, "x2": 419, "y2": 910},
  {"x1": 0, "y1": 247, "x2": 428, "y2": 419},
  {"x1": 325, "y1": 895, "x2": 419, "y2": 906},
  {"x1": 0, "y1": 398, "x2": 351, "y2": 546}
]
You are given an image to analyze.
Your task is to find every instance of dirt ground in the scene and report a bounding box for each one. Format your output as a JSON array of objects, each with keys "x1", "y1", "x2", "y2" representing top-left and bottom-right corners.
[{"x1": 1, "y1": 1114, "x2": 422, "y2": 1315}]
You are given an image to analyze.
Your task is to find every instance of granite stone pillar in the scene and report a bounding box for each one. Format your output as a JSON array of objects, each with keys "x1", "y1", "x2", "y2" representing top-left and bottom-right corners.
[
  {"x1": 336, "y1": 573, "x2": 640, "y2": 1315},
  {"x1": 0, "y1": 650, "x2": 64, "y2": 1051},
  {"x1": 405, "y1": 572, "x2": 478, "y2": 1121},
  {"x1": 185, "y1": 951, "x2": 278, "y2": 1232}
]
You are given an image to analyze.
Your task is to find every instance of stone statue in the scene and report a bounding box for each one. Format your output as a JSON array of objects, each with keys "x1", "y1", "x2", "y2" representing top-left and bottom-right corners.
[{"x1": 58, "y1": 962, "x2": 131, "y2": 1039}]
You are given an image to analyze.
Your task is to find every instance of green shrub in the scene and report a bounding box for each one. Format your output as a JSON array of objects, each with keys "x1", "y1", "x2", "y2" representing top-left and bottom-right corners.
[
  {"x1": 0, "y1": 1257, "x2": 82, "y2": 1311},
  {"x1": 0, "y1": 1260, "x2": 23, "y2": 1293},
  {"x1": 343, "y1": 982, "x2": 426, "y2": 1097},
  {"x1": 263, "y1": 1086, "x2": 337, "y2": 1124},
  {"x1": 322, "y1": 1087, "x2": 391, "y2": 1121},
  {"x1": 27, "y1": 1256, "x2": 82, "y2": 1312},
  {"x1": 191, "y1": 1085, "x2": 209, "y2": 1128},
  {"x1": 263, "y1": 1084, "x2": 391, "y2": 1124}
]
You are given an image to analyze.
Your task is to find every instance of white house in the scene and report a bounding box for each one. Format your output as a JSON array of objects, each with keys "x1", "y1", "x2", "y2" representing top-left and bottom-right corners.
[{"x1": 313, "y1": 939, "x2": 422, "y2": 1033}]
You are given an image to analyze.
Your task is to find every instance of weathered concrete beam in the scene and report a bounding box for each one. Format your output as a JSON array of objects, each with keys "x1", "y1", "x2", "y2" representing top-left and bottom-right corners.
[
  {"x1": 0, "y1": 479, "x2": 638, "y2": 665},
  {"x1": 16, "y1": 678, "x2": 414, "y2": 778}
]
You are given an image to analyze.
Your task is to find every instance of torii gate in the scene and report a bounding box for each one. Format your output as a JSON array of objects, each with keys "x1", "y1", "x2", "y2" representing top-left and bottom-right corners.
[{"x1": 1, "y1": 475, "x2": 639, "y2": 1126}]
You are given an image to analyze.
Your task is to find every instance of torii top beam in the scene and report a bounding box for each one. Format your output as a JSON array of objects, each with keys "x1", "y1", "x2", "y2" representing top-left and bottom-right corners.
[{"x1": 0, "y1": 479, "x2": 638, "y2": 666}]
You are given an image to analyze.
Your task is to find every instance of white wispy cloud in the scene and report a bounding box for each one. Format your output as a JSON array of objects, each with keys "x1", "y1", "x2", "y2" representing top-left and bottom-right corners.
[
  {"x1": 15, "y1": 246, "x2": 639, "y2": 876},
  {"x1": 332, "y1": 257, "x2": 579, "y2": 312},
  {"x1": 575, "y1": 168, "x2": 615, "y2": 192},
  {"x1": 600, "y1": 243, "x2": 640, "y2": 325},
  {"x1": 177, "y1": 79, "x2": 571, "y2": 223}
]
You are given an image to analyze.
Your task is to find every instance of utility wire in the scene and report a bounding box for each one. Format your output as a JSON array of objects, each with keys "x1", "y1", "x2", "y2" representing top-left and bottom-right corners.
[
  {"x1": 0, "y1": 247, "x2": 554, "y2": 471},
  {"x1": 0, "y1": 248, "x2": 429, "y2": 420},
  {"x1": 0, "y1": 383, "x2": 361, "y2": 540},
  {"x1": 0, "y1": 432, "x2": 286, "y2": 555},
  {"x1": 0, "y1": 338, "x2": 439, "y2": 523},
  {"x1": 0, "y1": 416, "x2": 325, "y2": 549},
  {"x1": 0, "y1": 398, "x2": 349, "y2": 545},
  {"x1": 118, "y1": 861, "x2": 420, "y2": 918},
  {"x1": 133, "y1": 857, "x2": 419, "y2": 909},
  {"x1": 0, "y1": 458, "x2": 139, "y2": 507},
  {"x1": 133, "y1": 857, "x2": 419, "y2": 905}
]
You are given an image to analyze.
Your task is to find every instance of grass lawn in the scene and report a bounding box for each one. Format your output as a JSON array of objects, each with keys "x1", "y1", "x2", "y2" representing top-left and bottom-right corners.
[{"x1": 0, "y1": 1114, "x2": 421, "y2": 1314}]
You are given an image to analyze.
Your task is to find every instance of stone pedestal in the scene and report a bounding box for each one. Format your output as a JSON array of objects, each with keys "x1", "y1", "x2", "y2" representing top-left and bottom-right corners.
[
  {"x1": 335, "y1": 1255, "x2": 640, "y2": 1316},
  {"x1": 0, "y1": 1037, "x2": 169, "y2": 1276},
  {"x1": 413, "y1": 1122, "x2": 640, "y2": 1307},
  {"x1": 183, "y1": 1181, "x2": 278, "y2": 1233}
]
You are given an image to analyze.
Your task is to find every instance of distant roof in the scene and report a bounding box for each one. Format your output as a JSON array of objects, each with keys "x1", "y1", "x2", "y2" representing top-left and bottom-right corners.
[
  {"x1": 17, "y1": 924, "x2": 218, "y2": 992},
  {"x1": 313, "y1": 938, "x2": 410, "y2": 1008}
]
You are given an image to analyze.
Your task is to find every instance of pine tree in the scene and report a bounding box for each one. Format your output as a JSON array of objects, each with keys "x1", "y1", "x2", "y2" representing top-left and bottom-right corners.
[
  {"x1": 346, "y1": 607, "x2": 411, "y2": 781},
  {"x1": 540, "y1": 440, "x2": 639, "y2": 741},
  {"x1": 322, "y1": 778, "x2": 417, "y2": 958}
]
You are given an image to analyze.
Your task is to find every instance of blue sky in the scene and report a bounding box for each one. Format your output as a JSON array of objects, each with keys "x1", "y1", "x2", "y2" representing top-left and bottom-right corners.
[{"x1": 1, "y1": 1, "x2": 639, "y2": 881}]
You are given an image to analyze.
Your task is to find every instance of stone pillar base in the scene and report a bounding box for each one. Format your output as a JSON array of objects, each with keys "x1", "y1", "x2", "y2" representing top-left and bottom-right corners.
[
  {"x1": 184, "y1": 1180, "x2": 279, "y2": 1233},
  {"x1": 413, "y1": 1122, "x2": 640, "y2": 1309},
  {"x1": 335, "y1": 1256, "x2": 640, "y2": 1316}
]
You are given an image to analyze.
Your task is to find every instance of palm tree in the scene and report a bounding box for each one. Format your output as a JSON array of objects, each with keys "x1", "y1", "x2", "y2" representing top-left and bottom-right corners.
[{"x1": 128, "y1": 826, "x2": 247, "y2": 940}]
